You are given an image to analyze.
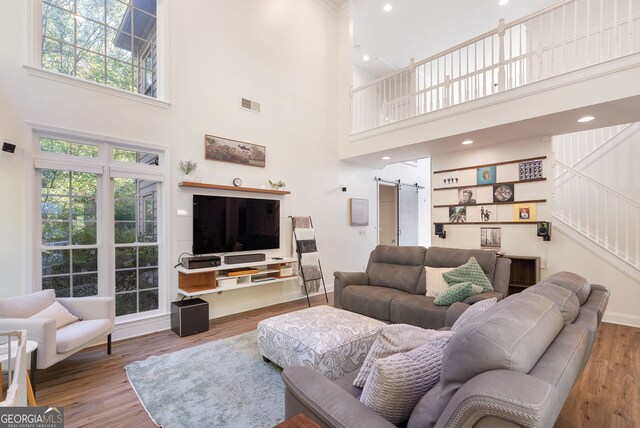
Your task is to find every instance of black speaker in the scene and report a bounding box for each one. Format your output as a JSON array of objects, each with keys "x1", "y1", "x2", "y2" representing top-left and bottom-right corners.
[
  {"x1": 537, "y1": 221, "x2": 551, "y2": 241},
  {"x1": 171, "y1": 298, "x2": 209, "y2": 337},
  {"x1": 434, "y1": 223, "x2": 446, "y2": 239},
  {"x1": 224, "y1": 253, "x2": 266, "y2": 264}
]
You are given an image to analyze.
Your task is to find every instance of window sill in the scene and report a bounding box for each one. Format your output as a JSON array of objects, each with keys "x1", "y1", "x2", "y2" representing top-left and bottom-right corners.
[{"x1": 24, "y1": 65, "x2": 171, "y2": 109}]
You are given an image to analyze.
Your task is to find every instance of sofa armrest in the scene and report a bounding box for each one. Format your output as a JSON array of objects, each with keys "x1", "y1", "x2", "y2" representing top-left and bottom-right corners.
[
  {"x1": 492, "y1": 257, "x2": 512, "y2": 297},
  {"x1": 333, "y1": 272, "x2": 369, "y2": 309},
  {"x1": 57, "y1": 297, "x2": 115, "y2": 323},
  {"x1": 462, "y1": 291, "x2": 503, "y2": 305},
  {"x1": 434, "y1": 370, "x2": 555, "y2": 428},
  {"x1": 0, "y1": 318, "x2": 57, "y2": 369},
  {"x1": 283, "y1": 366, "x2": 395, "y2": 428},
  {"x1": 445, "y1": 302, "x2": 471, "y2": 327}
]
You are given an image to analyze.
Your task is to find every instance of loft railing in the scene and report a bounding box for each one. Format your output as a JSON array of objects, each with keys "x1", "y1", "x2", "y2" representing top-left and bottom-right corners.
[
  {"x1": 351, "y1": 0, "x2": 640, "y2": 134},
  {"x1": 553, "y1": 160, "x2": 640, "y2": 269},
  {"x1": 553, "y1": 123, "x2": 629, "y2": 167}
]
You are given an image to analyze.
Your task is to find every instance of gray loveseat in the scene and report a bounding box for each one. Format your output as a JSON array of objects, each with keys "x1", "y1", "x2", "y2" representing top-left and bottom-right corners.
[
  {"x1": 334, "y1": 245, "x2": 511, "y2": 329},
  {"x1": 282, "y1": 271, "x2": 610, "y2": 427}
]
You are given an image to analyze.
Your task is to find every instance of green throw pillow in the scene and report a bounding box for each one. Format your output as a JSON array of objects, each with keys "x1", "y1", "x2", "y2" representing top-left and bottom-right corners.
[
  {"x1": 442, "y1": 256, "x2": 493, "y2": 293},
  {"x1": 434, "y1": 282, "x2": 484, "y2": 306}
]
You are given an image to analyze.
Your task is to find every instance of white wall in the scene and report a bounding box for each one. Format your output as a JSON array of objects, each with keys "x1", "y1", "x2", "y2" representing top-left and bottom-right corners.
[
  {"x1": 0, "y1": 0, "x2": 426, "y2": 327},
  {"x1": 431, "y1": 139, "x2": 640, "y2": 327}
]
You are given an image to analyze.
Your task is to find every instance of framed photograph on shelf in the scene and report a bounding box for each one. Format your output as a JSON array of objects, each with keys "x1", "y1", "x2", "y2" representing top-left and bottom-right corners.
[
  {"x1": 204, "y1": 134, "x2": 266, "y2": 168},
  {"x1": 479, "y1": 205, "x2": 496, "y2": 222},
  {"x1": 458, "y1": 187, "x2": 477, "y2": 205},
  {"x1": 449, "y1": 206, "x2": 467, "y2": 223},
  {"x1": 519, "y1": 160, "x2": 543, "y2": 180},
  {"x1": 513, "y1": 203, "x2": 537, "y2": 222},
  {"x1": 350, "y1": 198, "x2": 369, "y2": 226},
  {"x1": 493, "y1": 183, "x2": 515, "y2": 203},
  {"x1": 481, "y1": 227, "x2": 502, "y2": 248},
  {"x1": 477, "y1": 166, "x2": 497, "y2": 184}
]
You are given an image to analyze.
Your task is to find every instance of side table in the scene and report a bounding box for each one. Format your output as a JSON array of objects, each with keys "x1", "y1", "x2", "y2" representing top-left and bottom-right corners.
[{"x1": 0, "y1": 339, "x2": 38, "y2": 406}]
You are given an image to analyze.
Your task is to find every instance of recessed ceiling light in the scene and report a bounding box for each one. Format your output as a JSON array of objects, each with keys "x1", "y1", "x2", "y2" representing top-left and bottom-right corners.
[
  {"x1": 363, "y1": 54, "x2": 370, "y2": 62},
  {"x1": 577, "y1": 116, "x2": 595, "y2": 123},
  {"x1": 462, "y1": 140, "x2": 474, "y2": 145},
  {"x1": 498, "y1": 0, "x2": 509, "y2": 5},
  {"x1": 383, "y1": 3, "x2": 393, "y2": 12},
  {"x1": 382, "y1": 156, "x2": 391, "y2": 160}
]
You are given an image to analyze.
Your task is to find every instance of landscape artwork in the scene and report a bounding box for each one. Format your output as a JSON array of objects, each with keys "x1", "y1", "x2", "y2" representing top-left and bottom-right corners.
[
  {"x1": 205, "y1": 135, "x2": 266, "y2": 167},
  {"x1": 481, "y1": 227, "x2": 502, "y2": 248}
]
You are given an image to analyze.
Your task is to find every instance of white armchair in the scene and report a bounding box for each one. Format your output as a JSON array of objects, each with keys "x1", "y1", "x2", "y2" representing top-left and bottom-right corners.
[{"x1": 0, "y1": 290, "x2": 114, "y2": 370}]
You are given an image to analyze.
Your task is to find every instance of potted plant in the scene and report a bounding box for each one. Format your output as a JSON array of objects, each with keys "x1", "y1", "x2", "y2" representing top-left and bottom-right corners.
[
  {"x1": 268, "y1": 179, "x2": 286, "y2": 190},
  {"x1": 179, "y1": 160, "x2": 198, "y2": 181}
]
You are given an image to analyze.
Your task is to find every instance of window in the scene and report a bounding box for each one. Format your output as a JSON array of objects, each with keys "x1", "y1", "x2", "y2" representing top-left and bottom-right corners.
[
  {"x1": 41, "y1": 0, "x2": 158, "y2": 97},
  {"x1": 35, "y1": 134, "x2": 164, "y2": 319}
]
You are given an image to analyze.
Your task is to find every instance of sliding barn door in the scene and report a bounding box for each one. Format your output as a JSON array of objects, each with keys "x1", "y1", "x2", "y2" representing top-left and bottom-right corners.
[{"x1": 398, "y1": 184, "x2": 419, "y2": 246}]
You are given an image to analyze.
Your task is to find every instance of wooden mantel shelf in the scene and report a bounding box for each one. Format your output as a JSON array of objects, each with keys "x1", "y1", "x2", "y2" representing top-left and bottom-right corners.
[{"x1": 179, "y1": 181, "x2": 291, "y2": 195}]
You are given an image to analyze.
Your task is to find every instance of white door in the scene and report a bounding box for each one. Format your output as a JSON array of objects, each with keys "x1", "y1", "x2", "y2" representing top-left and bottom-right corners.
[{"x1": 378, "y1": 183, "x2": 398, "y2": 245}]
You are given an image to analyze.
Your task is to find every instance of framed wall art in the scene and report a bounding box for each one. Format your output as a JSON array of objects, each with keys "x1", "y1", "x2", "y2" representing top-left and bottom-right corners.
[
  {"x1": 480, "y1": 227, "x2": 501, "y2": 248},
  {"x1": 477, "y1": 166, "x2": 496, "y2": 184},
  {"x1": 350, "y1": 198, "x2": 369, "y2": 226},
  {"x1": 204, "y1": 134, "x2": 266, "y2": 168},
  {"x1": 519, "y1": 160, "x2": 543, "y2": 180}
]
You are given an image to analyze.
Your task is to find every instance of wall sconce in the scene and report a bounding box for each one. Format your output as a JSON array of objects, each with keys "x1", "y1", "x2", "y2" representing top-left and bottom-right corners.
[{"x1": 434, "y1": 223, "x2": 446, "y2": 239}]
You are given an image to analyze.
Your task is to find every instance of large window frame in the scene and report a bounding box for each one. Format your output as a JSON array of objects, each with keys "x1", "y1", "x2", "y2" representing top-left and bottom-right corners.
[
  {"x1": 32, "y1": 128, "x2": 168, "y2": 322},
  {"x1": 26, "y1": 0, "x2": 169, "y2": 104}
]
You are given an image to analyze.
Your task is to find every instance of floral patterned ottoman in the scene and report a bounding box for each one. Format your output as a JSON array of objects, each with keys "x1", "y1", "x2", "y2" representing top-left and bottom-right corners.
[{"x1": 257, "y1": 306, "x2": 385, "y2": 380}]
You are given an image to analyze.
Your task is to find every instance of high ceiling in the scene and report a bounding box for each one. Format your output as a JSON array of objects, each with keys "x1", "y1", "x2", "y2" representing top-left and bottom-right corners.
[{"x1": 352, "y1": 0, "x2": 560, "y2": 78}]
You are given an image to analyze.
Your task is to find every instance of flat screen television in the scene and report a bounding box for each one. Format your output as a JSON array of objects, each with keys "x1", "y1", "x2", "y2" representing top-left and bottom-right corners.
[{"x1": 192, "y1": 195, "x2": 280, "y2": 254}]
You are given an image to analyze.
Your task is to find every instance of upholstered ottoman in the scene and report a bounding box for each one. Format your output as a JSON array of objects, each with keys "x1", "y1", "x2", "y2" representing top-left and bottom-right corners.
[{"x1": 257, "y1": 306, "x2": 385, "y2": 380}]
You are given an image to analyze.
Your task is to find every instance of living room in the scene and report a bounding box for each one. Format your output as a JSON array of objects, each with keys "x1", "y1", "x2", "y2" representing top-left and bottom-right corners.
[{"x1": 0, "y1": 0, "x2": 639, "y2": 426}]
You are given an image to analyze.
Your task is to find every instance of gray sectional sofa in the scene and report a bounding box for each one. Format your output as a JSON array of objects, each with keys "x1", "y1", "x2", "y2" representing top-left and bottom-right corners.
[
  {"x1": 334, "y1": 245, "x2": 511, "y2": 329},
  {"x1": 282, "y1": 271, "x2": 610, "y2": 428}
]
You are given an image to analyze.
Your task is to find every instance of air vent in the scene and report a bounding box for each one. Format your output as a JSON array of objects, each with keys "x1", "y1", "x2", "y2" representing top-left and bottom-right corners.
[{"x1": 241, "y1": 98, "x2": 261, "y2": 113}]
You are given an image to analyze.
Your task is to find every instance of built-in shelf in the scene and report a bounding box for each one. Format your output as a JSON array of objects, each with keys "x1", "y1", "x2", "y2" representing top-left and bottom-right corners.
[{"x1": 179, "y1": 181, "x2": 290, "y2": 195}]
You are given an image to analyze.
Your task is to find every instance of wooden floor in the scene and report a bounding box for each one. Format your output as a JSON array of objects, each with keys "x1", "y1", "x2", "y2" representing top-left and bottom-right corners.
[{"x1": 36, "y1": 294, "x2": 639, "y2": 428}]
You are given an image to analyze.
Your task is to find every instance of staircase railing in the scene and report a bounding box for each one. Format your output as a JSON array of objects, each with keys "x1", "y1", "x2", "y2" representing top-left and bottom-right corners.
[
  {"x1": 352, "y1": 0, "x2": 640, "y2": 134},
  {"x1": 553, "y1": 160, "x2": 640, "y2": 269}
]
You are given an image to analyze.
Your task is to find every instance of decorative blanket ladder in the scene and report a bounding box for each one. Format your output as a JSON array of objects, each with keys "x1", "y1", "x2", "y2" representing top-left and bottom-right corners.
[{"x1": 290, "y1": 216, "x2": 329, "y2": 307}]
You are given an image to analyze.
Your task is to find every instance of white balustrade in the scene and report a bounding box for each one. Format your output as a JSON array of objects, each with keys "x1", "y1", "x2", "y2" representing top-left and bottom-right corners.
[
  {"x1": 553, "y1": 159, "x2": 640, "y2": 269},
  {"x1": 352, "y1": 0, "x2": 640, "y2": 134}
]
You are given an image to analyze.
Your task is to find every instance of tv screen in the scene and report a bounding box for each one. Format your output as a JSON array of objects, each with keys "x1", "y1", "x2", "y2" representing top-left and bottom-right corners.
[{"x1": 193, "y1": 195, "x2": 280, "y2": 254}]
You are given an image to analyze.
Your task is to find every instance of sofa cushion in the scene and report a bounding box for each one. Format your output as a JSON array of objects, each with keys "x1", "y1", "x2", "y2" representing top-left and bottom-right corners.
[
  {"x1": 354, "y1": 324, "x2": 452, "y2": 388},
  {"x1": 425, "y1": 247, "x2": 497, "y2": 284},
  {"x1": 540, "y1": 271, "x2": 591, "y2": 305},
  {"x1": 434, "y1": 282, "x2": 483, "y2": 306},
  {"x1": 56, "y1": 319, "x2": 112, "y2": 354},
  {"x1": 30, "y1": 301, "x2": 79, "y2": 329},
  {"x1": 389, "y1": 295, "x2": 448, "y2": 329},
  {"x1": 342, "y1": 285, "x2": 408, "y2": 322},
  {"x1": 0, "y1": 290, "x2": 56, "y2": 318},
  {"x1": 367, "y1": 246, "x2": 427, "y2": 294},
  {"x1": 424, "y1": 267, "x2": 453, "y2": 297},
  {"x1": 408, "y1": 292, "x2": 564, "y2": 428},
  {"x1": 360, "y1": 335, "x2": 451, "y2": 425},
  {"x1": 442, "y1": 257, "x2": 493, "y2": 293},
  {"x1": 450, "y1": 297, "x2": 497, "y2": 333},
  {"x1": 524, "y1": 282, "x2": 580, "y2": 324}
]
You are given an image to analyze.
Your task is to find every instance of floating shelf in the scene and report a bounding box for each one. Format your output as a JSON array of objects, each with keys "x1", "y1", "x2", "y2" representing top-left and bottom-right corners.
[
  {"x1": 433, "y1": 199, "x2": 547, "y2": 208},
  {"x1": 433, "y1": 178, "x2": 546, "y2": 191},
  {"x1": 435, "y1": 221, "x2": 539, "y2": 225},
  {"x1": 179, "y1": 181, "x2": 290, "y2": 195},
  {"x1": 432, "y1": 156, "x2": 547, "y2": 174}
]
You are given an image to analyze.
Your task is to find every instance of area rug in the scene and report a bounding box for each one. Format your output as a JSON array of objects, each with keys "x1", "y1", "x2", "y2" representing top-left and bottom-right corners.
[{"x1": 125, "y1": 331, "x2": 285, "y2": 427}]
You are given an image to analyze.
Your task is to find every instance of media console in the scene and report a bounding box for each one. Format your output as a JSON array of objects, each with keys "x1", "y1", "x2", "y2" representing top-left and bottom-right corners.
[{"x1": 176, "y1": 257, "x2": 298, "y2": 297}]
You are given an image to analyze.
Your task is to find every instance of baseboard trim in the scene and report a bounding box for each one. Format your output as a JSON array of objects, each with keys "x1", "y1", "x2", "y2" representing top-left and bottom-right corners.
[{"x1": 603, "y1": 311, "x2": 640, "y2": 328}]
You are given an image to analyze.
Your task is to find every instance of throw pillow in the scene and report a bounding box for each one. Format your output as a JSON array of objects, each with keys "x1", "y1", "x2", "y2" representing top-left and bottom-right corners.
[
  {"x1": 359, "y1": 335, "x2": 451, "y2": 425},
  {"x1": 450, "y1": 297, "x2": 497, "y2": 332},
  {"x1": 425, "y1": 267, "x2": 454, "y2": 297},
  {"x1": 353, "y1": 324, "x2": 452, "y2": 388},
  {"x1": 30, "y1": 301, "x2": 78, "y2": 329},
  {"x1": 434, "y1": 282, "x2": 483, "y2": 306},
  {"x1": 443, "y1": 256, "x2": 493, "y2": 293}
]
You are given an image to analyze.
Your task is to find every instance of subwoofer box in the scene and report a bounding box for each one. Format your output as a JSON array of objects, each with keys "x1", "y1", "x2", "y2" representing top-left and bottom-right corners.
[
  {"x1": 224, "y1": 253, "x2": 266, "y2": 264},
  {"x1": 171, "y1": 298, "x2": 209, "y2": 337}
]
